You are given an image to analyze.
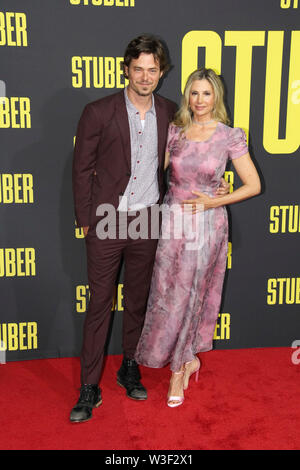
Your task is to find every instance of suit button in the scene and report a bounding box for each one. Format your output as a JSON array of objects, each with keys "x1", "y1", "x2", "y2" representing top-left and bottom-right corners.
[
  {"x1": 126, "y1": 172, "x2": 131, "y2": 176},
  {"x1": 120, "y1": 192, "x2": 124, "y2": 196}
]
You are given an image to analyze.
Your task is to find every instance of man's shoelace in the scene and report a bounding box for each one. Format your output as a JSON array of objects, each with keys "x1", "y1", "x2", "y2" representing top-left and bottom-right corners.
[{"x1": 78, "y1": 386, "x2": 97, "y2": 404}]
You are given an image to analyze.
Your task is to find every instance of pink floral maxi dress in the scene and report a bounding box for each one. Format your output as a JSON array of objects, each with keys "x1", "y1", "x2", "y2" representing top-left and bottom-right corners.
[{"x1": 135, "y1": 122, "x2": 248, "y2": 371}]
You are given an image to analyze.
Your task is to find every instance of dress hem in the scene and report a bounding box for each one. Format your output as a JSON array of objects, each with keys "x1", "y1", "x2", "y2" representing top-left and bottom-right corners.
[{"x1": 135, "y1": 345, "x2": 213, "y2": 371}]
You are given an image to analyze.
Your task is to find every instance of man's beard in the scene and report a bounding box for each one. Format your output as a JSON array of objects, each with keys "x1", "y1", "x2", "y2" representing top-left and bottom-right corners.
[
  {"x1": 136, "y1": 90, "x2": 152, "y2": 96},
  {"x1": 135, "y1": 83, "x2": 153, "y2": 96}
]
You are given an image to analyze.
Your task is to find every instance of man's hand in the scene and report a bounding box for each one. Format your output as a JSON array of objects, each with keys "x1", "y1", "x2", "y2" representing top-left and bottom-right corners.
[
  {"x1": 82, "y1": 226, "x2": 89, "y2": 237},
  {"x1": 215, "y1": 177, "x2": 230, "y2": 196}
]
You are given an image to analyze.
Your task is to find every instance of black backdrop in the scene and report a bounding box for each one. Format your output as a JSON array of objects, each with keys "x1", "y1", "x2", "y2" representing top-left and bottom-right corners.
[{"x1": 1, "y1": 0, "x2": 300, "y2": 362}]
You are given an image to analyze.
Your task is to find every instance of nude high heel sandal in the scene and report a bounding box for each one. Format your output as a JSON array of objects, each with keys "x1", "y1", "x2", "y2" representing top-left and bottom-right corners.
[
  {"x1": 183, "y1": 356, "x2": 200, "y2": 390},
  {"x1": 167, "y1": 370, "x2": 185, "y2": 408}
]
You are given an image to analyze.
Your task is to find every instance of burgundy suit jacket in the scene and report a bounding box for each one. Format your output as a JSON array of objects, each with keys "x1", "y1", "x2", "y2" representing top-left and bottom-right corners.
[{"x1": 72, "y1": 90, "x2": 177, "y2": 227}]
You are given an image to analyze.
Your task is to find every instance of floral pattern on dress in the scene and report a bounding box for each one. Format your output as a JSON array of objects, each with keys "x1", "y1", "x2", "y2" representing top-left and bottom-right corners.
[{"x1": 135, "y1": 122, "x2": 248, "y2": 371}]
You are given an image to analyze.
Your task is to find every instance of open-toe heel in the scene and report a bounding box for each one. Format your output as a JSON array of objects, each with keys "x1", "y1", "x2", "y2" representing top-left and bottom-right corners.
[
  {"x1": 167, "y1": 395, "x2": 184, "y2": 408},
  {"x1": 167, "y1": 370, "x2": 184, "y2": 408}
]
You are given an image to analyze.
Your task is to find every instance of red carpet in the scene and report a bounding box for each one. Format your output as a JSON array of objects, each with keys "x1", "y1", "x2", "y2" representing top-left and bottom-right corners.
[{"x1": 1, "y1": 347, "x2": 300, "y2": 450}]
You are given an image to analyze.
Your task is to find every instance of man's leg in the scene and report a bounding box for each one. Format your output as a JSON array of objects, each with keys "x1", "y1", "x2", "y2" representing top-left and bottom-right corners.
[
  {"x1": 81, "y1": 229, "x2": 125, "y2": 385},
  {"x1": 70, "y1": 228, "x2": 125, "y2": 423},
  {"x1": 117, "y1": 208, "x2": 159, "y2": 400}
]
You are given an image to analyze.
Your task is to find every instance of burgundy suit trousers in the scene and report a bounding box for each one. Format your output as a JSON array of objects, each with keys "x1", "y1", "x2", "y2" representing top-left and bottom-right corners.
[{"x1": 80, "y1": 207, "x2": 159, "y2": 385}]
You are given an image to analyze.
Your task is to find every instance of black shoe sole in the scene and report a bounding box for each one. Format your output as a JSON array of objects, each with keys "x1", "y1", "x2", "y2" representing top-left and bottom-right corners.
[
  {"x1": 116, "y1": 380, "x2": 147, "y2": 401},
  {"x1": 69, "y1": 399, "x2": 103, "y2": 423}
]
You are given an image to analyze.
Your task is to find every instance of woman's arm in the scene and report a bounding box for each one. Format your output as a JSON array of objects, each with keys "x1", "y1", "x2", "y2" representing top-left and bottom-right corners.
[
  {"x1": 182, "y1": 152, "x2": 261, "y2": 212},
  {"x1": 210, "y1": 152, "x2": 261, "y2": 208}
]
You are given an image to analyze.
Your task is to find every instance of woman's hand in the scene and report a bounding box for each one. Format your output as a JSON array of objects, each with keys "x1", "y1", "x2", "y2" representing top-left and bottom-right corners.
[
  {"x1": 181, "y1": 177, "x2": 230, "y2": 213},
  {"x1": 181, "y1": 191, "x2": 215, "y2": 213}
]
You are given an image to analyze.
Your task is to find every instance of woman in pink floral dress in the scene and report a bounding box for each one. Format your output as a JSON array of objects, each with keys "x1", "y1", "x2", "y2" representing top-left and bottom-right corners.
[{"x1": 135, "y1": 68, "x2": 261, "y2": 407}]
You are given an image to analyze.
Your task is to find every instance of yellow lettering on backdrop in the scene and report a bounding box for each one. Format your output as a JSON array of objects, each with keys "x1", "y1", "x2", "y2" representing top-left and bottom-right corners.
[
  {"x1": 269, "y1": 206, "x2": 280, "y2": 233},
  {"x1": 0, "y1": 12, "x2": 27, "y2": 47},
  {"x1": 278, "y1": 205, "x2": 288, "y2": 233},
  {"x1": 76, "y1": 285, "x2": 89, "y2": 313},
  {"x1": 281, "y1": 0, "x2": 299, "y2": 8},
  {"x1": 69, "y1": 0, "x2": 135, "y2": 6},
  {"x1": 227, "y1": 242, "x2": 232, "y2": 269},
  {"x1": 269, "y1": 205, "x2": 300, "y2": 233},
  {"x1": 0, "y1": 248, "x2": 36, "y2": 277},
  {"x1": 288, "y1": 205, "x2": 300, "y2": 232},
  {"x1": 182, "y1": 30, "x2": 300, "y2": 154},
  {"x1": 8, "y1": 323, "x2": 18, "y2": 350},
  {"x1": 0, "y1": 322, "x2": 38, "y2": 351},
  {"x1": 105, "y1": 57, "x2": 115, "y2": 88},
  {"x1": 224, "y1": 170, "x2": 234, "y2": 193},
  {"x1": 214, "y1": 313, "x2": 230, "y2": 340},
  {"x1": 75, "y1": 220, "x2": 84, "y2": 239},
  {"x1": 264, "y1": 31, "x2": 300, "y2": 154},
  {"x1": 267, "y1": 279, "x2": 277, "y2": 305},
  {"x1": 0, "y1": 174, "x2": 34, "y2": 204},
  {"x1": 267, "y1": 278, "x2": 300, "y2": 305},
  {"x1": 181, "y1": 31, "x2": 222, "y2": 93},
  {"x1": 76, "y1": 283, "x2": 124, "y2": 313},
  {"x1": 72, "y1": 56, "x2": 128, "y2": 88},
  {"x1": 224, "y1": 31, "x2": 265, "y2": 140},
  {"x1": 0, "y1": 97, "x2": 31, "y2": 128}
]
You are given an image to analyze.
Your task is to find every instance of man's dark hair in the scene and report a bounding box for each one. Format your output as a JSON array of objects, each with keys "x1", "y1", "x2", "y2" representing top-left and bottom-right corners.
[{"x1": 122, "y1": 34, "x2": 170, "y2": 78}]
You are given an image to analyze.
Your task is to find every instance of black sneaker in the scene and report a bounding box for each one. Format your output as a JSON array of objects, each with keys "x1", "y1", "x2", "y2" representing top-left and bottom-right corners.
[
  {"x1": 70, "y1": 384, "x2": 102, "y2": 423},
  {"x1": 117, "y1": 357, "x2": 147, "y2": 400}
]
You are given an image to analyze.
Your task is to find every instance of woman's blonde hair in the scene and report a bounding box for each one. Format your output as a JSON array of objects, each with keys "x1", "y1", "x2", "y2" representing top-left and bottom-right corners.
[{"x1": 173, "y1": 68, "x2": 230, "y2": 131}]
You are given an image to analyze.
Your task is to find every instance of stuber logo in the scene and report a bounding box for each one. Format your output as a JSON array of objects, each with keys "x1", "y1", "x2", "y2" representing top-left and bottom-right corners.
[{"x1": 291, "y1": 340, "x2": 300, "y2": 365}]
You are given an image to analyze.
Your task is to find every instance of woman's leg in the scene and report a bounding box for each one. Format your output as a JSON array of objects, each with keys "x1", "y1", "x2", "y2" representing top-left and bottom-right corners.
[{"x1": 167, "y1": 365, "x2": 185, "y2": 407}]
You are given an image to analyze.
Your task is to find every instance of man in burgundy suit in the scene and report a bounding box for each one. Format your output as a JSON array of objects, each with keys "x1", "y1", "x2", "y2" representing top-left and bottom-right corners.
[{"x1": 70, "y1": 35, "x2": 177, "y2": 423}]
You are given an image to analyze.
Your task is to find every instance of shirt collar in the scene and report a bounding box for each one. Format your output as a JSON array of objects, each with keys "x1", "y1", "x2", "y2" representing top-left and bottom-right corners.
[{"x1": 124, "y1": 87, "x2": 156, "y2": 117}]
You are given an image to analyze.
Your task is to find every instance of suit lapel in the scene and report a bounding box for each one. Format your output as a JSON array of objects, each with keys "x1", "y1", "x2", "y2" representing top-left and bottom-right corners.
[
  {"x1": 154, "y1": 96, "x2": 168, "y2": 166},
  {"x1": 115, "y1": 91, "x2": 131, "y2": 171}
]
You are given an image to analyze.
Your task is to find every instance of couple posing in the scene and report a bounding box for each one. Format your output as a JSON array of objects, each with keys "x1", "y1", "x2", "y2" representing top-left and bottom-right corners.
[{"x1": 71, "y1": 34, "x2": 260, "y2": 422}]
